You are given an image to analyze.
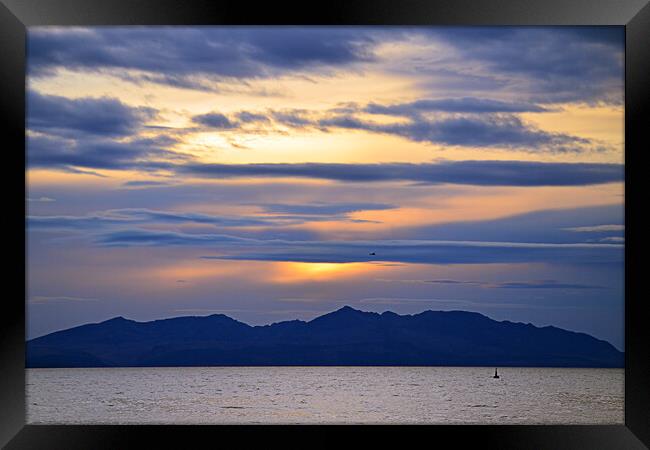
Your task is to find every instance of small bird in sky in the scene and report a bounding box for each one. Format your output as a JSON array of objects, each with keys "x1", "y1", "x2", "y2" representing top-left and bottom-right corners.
[{"x1": 369, "y1": 252, "x2": 376, "y2": 256}]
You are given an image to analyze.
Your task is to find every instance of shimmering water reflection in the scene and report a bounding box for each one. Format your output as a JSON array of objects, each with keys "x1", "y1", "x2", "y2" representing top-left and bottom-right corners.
[{"x1": 26, "y1": 367, "x2": 623, "y2": 424}]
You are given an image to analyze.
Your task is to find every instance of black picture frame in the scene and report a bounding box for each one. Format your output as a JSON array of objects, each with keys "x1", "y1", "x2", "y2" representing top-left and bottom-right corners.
[{"x1": 1, "y1": 0, "x2": 648, "y2": 448}]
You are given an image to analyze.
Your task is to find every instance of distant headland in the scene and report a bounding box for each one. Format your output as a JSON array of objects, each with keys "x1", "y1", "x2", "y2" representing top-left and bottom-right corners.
[{"x1": 26, "y1": 306, "x2": 623, "y2": 368}]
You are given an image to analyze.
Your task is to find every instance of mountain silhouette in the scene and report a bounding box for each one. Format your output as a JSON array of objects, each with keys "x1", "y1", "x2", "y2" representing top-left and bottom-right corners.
[{"x1": 26, "y1": 307, "x2": 623, "y2": 368}]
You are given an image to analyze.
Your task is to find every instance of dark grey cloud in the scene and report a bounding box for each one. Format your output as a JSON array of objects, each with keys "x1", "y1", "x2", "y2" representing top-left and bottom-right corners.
[
  {"x1": 424, "y1": 27, "x2": 624, "y2": 104},
  {"x1": 198, "y1": 239, "x2": 622, "y2": 265},
  {"x1": 175, "y1": 160, "x2": 623, "y2": 187},
  {"x1": 28, "y1": 27, "x2": 376, "y2": 88},
  {"x1": 365, "y1": 98, "x2": 548, "y2": 115},
  {"x1": 29, "y1": 214, "x2": 119, "y2": 230},
  {"x1": 88, "y1": 227, "x2": 623, "y2": 266},
  {"x1": 27, "y1": 108, "x2": 621, "y2": 186},
  {"x1": 260, "y1": 202, "x2": 395, "y2": 216},
  {"x1": 270, "y1": 110, "x2": 314, "y2": 128},
  {"x1": 396, "y1": 204, "x2": 624, "y2": 244},
  {"x1": 490, "y1": 281, "x2": 605, "y2": 289},
  {"x1": 323, "y1": 114, "x2": 589, "y2": 150},
  {"x1": 30, "y1": 295, "x2": 100, "y2": 304},
  {"x1": 599, "y1": 237, "x2": 624, "y2": 243},
  {"x1": 564, "y1": 224, "x2": 625, "y2": 233},
  {"x1": 26, "y1": 91, "x2": 185, "y2": 173},
  {"x1": 235, "y1": 111, "x2": 272, "y2": 124},
  {"x1": 27, "y1": 134, "x2": 185, "y2": 172},
  {"x1": 28, "y1": 203, "x2": 391, "y2": 233},
  {"x1": 192, "y1": 100, "x2": 600, "y2": 152},
  {"x1": 28, "y1": 208, "x2": 281, "y2": 230},
  {"x1": 425, "y1": 27, "x2": 623, "y2": 51},
  {"x1": 28, "y1": 91, "x2": 156, "y2": 137},
  {"x1": 118, "y1": 208, "x2": 378, "y2": 226},
  {"x1": 27, "y1": 27, "x2": 622, "y2": 105},
  {"x1": 418, "y1": 279, "x2": 482, "y2": 286},
  {"x1": 423, "y1": 279, "x2": 604, "y2": 290},
  {"x1": 192, "y1": 112, "x2": 237, "y2": 129},
  {"x1": 121, "y1": 180, "x2": 176, "y2": 188},
  {"x1": 193, "y1": 110, "x2": 276, "y2": 130},
  {"x1": 26, "y1": 196, "x2": 56, "y2": 203},
  {"x1": 114, "y1": 209, "x2": 272, "y2": 227},
  {"x1": 97, "y1": 229, "x2": 249, "y2": 247},
  {"x1": 211, "y1": 104, "x2": 596, "y2": 152}
]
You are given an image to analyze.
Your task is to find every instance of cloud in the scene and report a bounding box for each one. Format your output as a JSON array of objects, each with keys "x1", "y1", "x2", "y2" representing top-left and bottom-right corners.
[
  {"x1": 424, "y1": 27, "x2": 624, "y2": 105},
  {"x1": 355, "y1": 297, "x2": 590, "y2": 312},
  {"x1": 199, "y1": 239, "x2": 621, "y2": 265},
  {"x1": 97, "y1": 229, "x2": 250, "y2": 246},
  {"x1": 28, "y1": 27, "x2": 623, "y2": 105},
  {"x1": 184, "y1": 237, "x2": 622, "y2": 265},
  {"x1": 80, "y1": 225, "x2": 624, "y2": 266},
  {"x1": 189, "y1": 110, "x2": 276, "y2": 132},
  {"x1": 28, "y1": 91, "x2": 157, "y2": 137},
  {"x1": 313, "y1": 110, "x2": 598, "y2": 152},
  {"x1": 27, "y1": 196, "x2": 56, "y2": 203},
  {"x1": 121, "y1": 180, "x2": 176, "y2": 188},
  {"x1": 27, "y1": 134, "x2": 185, "y2": 172},
  {"x1": 489, "y1": 281, "x2": 605, "y2": 289},
  {"x1": 599, "y1": 237, "x2": 624, "y2": 243},
  {"x1": 192, "y1": 112, "x2": 237, "y2": 129},
  {"x1": 396, "y1": 204, "x2": 624, "y2": 244},
  {"x1": 365, "y1": 97, "x2": 549, "y2": 115},
  {"x1": 270, "y1": 110, "x2": 314, "y2": 128},
  {"x1": 28, "y1": 27, "x2": 377, "y2": 89},
  {"x1": 191, "y1": 100, "x2": 602, "y2": 152},
  {"x1": 26, "y1": 91, "x2": 183, "y2": 174},
  {"x1": 420, "y1": 279, "x2": 604, "y2": 289},
  {"x1": 175, "y1": 160, "x2": 623, "y2": 187},
  {"x1": 28, "y1": 208, "x2": 276, "y2": 230},
  {"x1": 259, "y1": 202, "x2": 395, "y2": 215},
  {"x1": 366, "y1": 115, "x2": 589, "y2": 150},
  {"x1": 222, "y1": 104, "x2": 600, "y2": 152},
  {"x1": 30, "y1": 295, "x2": 100, "y2": 304},
  {"x1": 564, "y1": 224, "x2": 625, "y2": 233},
  {"x1": 28, "y1": 203, "x2": 391, "y2": 233},
  {"x1": 114, "y1": 209, "x2": 274, "y2": 227},
  {"x1": 235, "y1": 111, "x2": 271, "y2": 124}
]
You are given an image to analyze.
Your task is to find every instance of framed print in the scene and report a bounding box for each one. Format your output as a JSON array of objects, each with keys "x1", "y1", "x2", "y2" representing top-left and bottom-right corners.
[{"x1": 1, "y1": 0, "x2": 648, "y2": 448}]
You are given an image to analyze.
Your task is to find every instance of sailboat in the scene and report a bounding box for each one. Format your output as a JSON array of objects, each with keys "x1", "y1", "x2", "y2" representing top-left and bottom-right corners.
[{"x1": 493, "y1": 368, "x2": 500, "y2": 379}]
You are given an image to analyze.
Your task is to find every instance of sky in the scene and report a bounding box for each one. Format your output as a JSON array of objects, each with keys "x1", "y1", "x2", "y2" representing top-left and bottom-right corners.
[{"x1": 26, "y1": 26, "x2": 625, "y2": 350}]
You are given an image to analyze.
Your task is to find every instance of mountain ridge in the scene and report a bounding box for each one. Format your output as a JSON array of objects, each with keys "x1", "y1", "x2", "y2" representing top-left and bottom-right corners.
[{"x1": 27, "y1": 306, "x2": 623, "y2": 368}]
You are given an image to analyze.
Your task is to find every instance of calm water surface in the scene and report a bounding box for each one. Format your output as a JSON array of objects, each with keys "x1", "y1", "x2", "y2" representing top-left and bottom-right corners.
[{"x1": 26, "y1": 367, "x2": 623, "y2": 424}]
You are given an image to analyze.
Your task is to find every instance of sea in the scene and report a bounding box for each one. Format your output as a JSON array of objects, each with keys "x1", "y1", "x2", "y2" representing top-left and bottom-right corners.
[{"x1": 26, "y1": 367, "x2": 624, "y2": 424}]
